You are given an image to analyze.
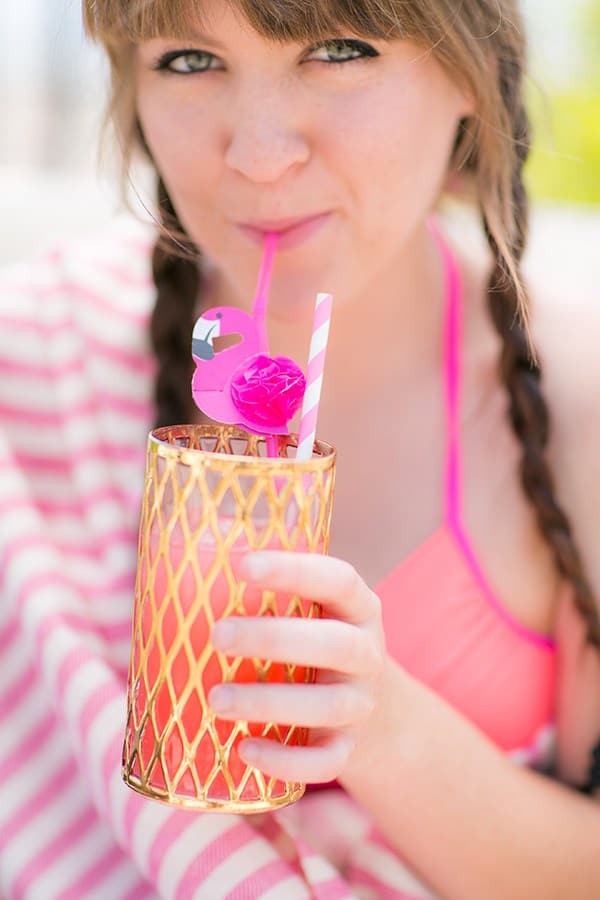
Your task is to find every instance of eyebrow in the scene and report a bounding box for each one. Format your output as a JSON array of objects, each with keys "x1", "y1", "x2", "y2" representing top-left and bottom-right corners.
[
  {"x1": 155, "y1": 26, "x2": 351, "y2": 52},
  {"x1": 163, "y1": 30, "x2": 227, "y2": 50},
  {"x1": 160, "y1": 24, "x2": 350, "y2": 51}
]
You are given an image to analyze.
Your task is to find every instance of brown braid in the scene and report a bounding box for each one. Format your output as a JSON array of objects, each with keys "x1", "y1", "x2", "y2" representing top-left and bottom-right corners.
[
  {"x1": 483, "y1": 58, "x2": 600, "y2": 649},
  {"x1": 150, "y1": 177, "x2": 202, "y2": 429}
]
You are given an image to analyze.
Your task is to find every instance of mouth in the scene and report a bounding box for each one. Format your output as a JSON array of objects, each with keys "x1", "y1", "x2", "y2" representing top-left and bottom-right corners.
[{"x1": 236, "y1": 212, "x2": 332, "y2": 250}]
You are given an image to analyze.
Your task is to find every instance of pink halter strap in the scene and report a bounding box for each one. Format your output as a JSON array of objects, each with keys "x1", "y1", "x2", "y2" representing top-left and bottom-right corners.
[
  {"x1": 428, "y1": 218, "x2": 555, "y2": 651},
  {"x1": 428, "y1": 219, "x2": 463, "y2": 529}
]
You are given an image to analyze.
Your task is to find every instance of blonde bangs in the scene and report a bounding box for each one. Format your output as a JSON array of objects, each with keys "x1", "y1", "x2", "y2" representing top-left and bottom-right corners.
[
  {"x1": 83, "y1": 0, "x2": 210, "y2": 47},
  {"x1": 83, "y1": 0, "x2": 413, "y2": 49}
]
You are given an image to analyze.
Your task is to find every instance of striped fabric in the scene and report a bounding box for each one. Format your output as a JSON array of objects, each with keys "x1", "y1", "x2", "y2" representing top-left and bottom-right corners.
[{"x1": 0, "y1": 216, "x2": 436, "y2": 900}]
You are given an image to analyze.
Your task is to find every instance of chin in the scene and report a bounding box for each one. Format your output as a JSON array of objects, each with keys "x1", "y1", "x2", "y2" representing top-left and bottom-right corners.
[
  {"x1": 274, "y1": 266, "x2": 335, "y2": 303},
  {"x1": 267, "y1": 292, "x2": 321, "y2": 324}
]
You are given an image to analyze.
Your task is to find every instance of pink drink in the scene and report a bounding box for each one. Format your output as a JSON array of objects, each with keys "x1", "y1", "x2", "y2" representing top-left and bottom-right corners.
[{"x1": 129, "y1": 520, "x2": 320, "y2": 804}]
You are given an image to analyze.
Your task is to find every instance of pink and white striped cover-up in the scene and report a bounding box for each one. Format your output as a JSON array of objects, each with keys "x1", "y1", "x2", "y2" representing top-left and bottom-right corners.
[{"x1": 0, "y1": 216, "x2": 438, "y2": 900}]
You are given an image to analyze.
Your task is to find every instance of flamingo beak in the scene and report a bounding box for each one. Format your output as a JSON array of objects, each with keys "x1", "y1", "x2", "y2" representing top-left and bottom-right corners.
[{"x1": 192, "y1": 338, "x2": 214, "y2": 360}]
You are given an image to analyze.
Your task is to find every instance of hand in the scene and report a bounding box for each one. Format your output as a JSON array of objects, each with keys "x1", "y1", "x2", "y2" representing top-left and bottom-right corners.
[{"x1": 208, "y1": 551, "x2": 386, "y2": 784}]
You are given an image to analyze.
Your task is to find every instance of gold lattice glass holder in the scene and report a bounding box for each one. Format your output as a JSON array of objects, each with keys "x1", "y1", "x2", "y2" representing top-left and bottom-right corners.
[{"x1": 122, "y1": 424, "x2": 336, "y2": 813}]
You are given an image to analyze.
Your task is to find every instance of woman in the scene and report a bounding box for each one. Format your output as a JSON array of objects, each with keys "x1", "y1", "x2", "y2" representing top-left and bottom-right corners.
[{"x1": 0, "y1": 0, "x2": 599, "y2": 896}]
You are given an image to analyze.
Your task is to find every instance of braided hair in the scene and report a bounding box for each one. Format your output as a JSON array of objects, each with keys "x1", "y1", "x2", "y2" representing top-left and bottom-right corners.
[
  {"x1": 479, "y1": 55, "x2": 600, "y2": 649},
  {"x1": 150, "y1": 177, "x2": 203, "y2": 429}
]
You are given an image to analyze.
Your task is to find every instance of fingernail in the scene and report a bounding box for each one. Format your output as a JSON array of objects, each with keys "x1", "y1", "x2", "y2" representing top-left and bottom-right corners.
[
  {"x1": 209, "y1": 685, "x2": 233, "y2": 712},
  {"x1": 240, "y1": 553, "x2": 270, "y2": 581},
  {"x1": 211, "y1": 619, "x2": 237, "y2": 650}
]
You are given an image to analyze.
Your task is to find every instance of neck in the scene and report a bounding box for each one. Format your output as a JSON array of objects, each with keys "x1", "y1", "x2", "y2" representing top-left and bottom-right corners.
[{"x1": 286, "y1": 221, "x2": 446, "y2": 395}]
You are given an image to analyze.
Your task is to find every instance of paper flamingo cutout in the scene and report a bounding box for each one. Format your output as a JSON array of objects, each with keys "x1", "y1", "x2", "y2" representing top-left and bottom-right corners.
[
  {"x1": 191, "y1": 305, "x2": 306, "y2": 436},
  {"x1": 191, "y1": 233, "x2": 306, "y2": 437}
]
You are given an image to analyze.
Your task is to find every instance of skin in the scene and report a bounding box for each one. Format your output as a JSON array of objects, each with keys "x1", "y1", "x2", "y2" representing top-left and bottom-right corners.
[{"x1": 135, "y1": 4, "x2": 600, "y2": 895}]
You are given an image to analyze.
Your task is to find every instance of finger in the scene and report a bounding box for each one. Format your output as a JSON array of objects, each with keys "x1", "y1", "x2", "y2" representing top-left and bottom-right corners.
[
  {"x1": 211, "y1": 616, "x2": 379, "y2": 677},
  {"x1": 240, "y1": 552, "x2": 379, "y2": 625},
  {"x1": 208, "y1": 682, "x2": 374, "y2": 728},
  {"x1": 238, "y1": 732, "x2": 355, "y2": 784}
]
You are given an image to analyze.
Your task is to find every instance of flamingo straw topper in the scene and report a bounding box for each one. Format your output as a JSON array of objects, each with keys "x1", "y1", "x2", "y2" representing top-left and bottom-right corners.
[{"x1": 191, "y1": 234, "x2": 307, "y2": 436}]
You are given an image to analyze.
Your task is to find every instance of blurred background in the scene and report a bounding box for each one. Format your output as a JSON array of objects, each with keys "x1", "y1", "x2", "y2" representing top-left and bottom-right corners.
[{"x1": 1, "y1": 0, "x2": 599, "y2": 290}]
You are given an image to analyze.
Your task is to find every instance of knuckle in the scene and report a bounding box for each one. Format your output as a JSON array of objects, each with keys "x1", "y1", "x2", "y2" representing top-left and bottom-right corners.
[
  {"x1": 361, "y1": 690, "x2": 377, "y2": 720},
  {"x1": 245, "y1": 685, "x2": 279, "y2": 722},
  {"x1": 333, "y1": 687, "x2": 355, "y2": 725},
  {"x1": 242, "y1": 689, "x2": 260, "y2": 719},
  {"x1": 336, "y1": 624, "x2": 362, "y2": 669},
  {"x1": 352, "y1": 686, "x2": 376, "y2": 722},
  {"x1": 330, "y1": 735, "x2": 355, "y2": 777},
  {"x1": 255, "y1": 616, "x2": 281, "y2": 655},
  {"x1": 366, "y1": 589, "x2": 382, "y2": 621},
  {"x1": 288, "y1": 554, "x2": 304, "y2": 584},
  {"x1": 362, "y1": 632, "x2": 383, "y2": 674},
  {"x1": 320, "y1": 748, "x2": 345, "y2": 782},
  {"x1": 322, "y1": 763, "x2": 341, "y2": 782},
  {"x1": 335, "y1": 559, "x2": 362, "y2": 600},
  {"x1": 337, "y1": 626, "x2": 379, "y2": 676},
  {"x1": 333, "y1": 685, "x2": 369, "y2": 725}
]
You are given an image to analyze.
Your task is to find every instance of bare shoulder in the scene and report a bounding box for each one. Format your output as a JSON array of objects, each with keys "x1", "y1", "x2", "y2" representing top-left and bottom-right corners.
[
  {"x1": 529, "y1": 275, "x2": 600, "y2": 559},
  {"x1": 529, "y1": 278, "x2": 600, "y2": 787},
  {"x1": 531, "y1": 275, "x2": 600, "y2": 414}
]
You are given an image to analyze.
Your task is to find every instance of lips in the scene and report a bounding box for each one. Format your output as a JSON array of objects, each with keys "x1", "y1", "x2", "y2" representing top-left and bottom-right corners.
[
  {"x1": 236, "y1": 212, "x2": 331, "y2": 250},
  {"x1": 238, "y1": 213, "x2": 325, "y2": 232}
]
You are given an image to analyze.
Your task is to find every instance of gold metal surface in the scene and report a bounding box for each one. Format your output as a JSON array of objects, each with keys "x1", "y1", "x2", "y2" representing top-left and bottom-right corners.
[{"x1": 122, "y1": 424, "x2": 336, "y2": 813}]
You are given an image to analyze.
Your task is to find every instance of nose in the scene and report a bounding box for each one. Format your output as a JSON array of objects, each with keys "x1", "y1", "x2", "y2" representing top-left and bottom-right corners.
[{"x1": 224, "y1": 80, "x2": 310, "y2": 183}]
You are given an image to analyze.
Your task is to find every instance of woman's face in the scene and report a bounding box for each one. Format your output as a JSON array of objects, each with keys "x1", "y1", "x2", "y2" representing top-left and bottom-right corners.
[{"x1": 135, "y1": 1, "x2": 472, "y2": 317}]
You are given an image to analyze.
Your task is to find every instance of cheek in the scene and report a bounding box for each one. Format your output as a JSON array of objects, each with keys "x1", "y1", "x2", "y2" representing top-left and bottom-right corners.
[
  {"x1": 338, "y1": 76, "x2": 461, "y2": 227},
  {"x1": 137, "y1": 91, "x2": 220, "y2": 205}
]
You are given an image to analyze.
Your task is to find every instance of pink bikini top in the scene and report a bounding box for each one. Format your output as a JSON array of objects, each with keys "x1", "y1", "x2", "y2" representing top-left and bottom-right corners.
[{"x1": 372, "y1": 223, "x2": 556, "y2": 756}]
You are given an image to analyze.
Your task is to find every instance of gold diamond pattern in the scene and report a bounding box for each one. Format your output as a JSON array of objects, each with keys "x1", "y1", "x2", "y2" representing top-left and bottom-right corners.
[{"x1": 122, "y1": 424, "x2": 336, "y2": 813}]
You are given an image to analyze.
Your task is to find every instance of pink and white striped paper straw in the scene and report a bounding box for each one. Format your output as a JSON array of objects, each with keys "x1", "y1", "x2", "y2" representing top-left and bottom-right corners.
[{"x1": 296, "y1": 292, "x2": 333, "y2": 461}]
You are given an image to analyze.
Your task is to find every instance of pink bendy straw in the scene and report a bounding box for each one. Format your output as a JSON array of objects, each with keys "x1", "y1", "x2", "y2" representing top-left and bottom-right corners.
[
  {"x1": 252, "y1": 232, "x2": 278, "y2": 353},
  {"x1": 296, "y1": 292, "x2": 333, "y2": 461},
  {"x1": 254, "y1": 232, "x2": 279, "y2": 457}
]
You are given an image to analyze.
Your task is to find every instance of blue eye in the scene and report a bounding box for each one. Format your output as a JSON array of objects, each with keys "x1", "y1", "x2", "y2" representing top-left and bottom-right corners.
[
  {"x1": 307, "y1": 38, "x2": 379, "y2": 65},
  {"x1": 153, "y1": 49, "x2": 220, "y2": 74},
  {"x1": 151, "y1": 38, "x2": 379, "y2": 75}
]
